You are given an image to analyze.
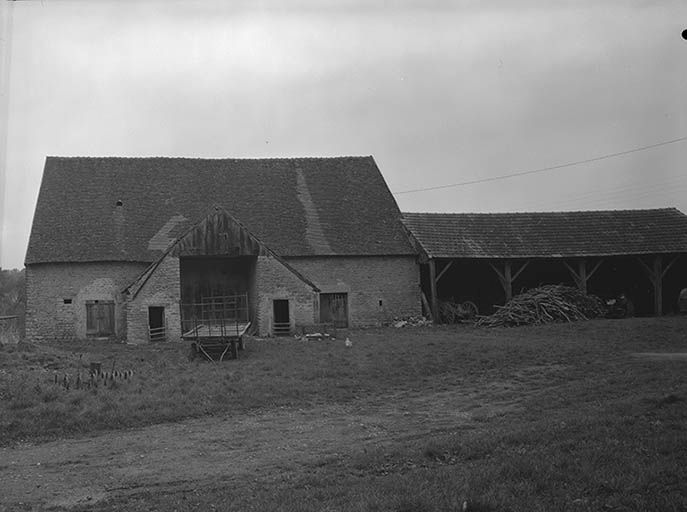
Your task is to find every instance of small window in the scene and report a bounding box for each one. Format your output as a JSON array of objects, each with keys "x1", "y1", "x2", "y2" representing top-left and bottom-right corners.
[{"x1": 63, "y1": 299, "x2": 72, "y2": 304}]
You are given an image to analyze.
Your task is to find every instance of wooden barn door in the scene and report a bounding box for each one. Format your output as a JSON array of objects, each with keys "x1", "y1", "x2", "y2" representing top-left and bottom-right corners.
[
  {"x1": 86, "y1": 301, "x2": 115, "y2": 336},
  {"x1": 320, "y1": 293, "x2": 348, "y2": 327}
]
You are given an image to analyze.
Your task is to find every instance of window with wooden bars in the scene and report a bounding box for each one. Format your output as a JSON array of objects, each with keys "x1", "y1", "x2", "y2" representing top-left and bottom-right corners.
[{"x1": 86, "y1": 300, "x2": 115, "y2": 336}]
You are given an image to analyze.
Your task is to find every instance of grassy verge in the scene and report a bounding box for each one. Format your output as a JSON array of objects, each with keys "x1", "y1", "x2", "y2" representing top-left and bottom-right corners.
[
  {"x1": 1, "y1": 317, "x2": 686, "y2": 445},
  {"x1": 2, "y1": 317, "x2": 687, "y2": 510}
]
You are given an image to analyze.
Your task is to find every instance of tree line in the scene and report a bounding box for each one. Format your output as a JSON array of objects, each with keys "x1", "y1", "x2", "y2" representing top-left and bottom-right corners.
[{"x1": 0, "y1": 268, "x2": 26, "y2": 333}]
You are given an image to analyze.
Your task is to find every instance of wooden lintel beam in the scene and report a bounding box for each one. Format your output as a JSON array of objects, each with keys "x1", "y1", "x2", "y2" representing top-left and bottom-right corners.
[
  {"x1": 435, "y1": 260, "x2": 454, "y2": 283},
  {"x1": 512, "y1": 261, "x2": 530, "y2": 281}
]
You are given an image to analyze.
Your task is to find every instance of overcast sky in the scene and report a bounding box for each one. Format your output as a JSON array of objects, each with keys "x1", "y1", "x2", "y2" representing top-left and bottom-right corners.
[{"x1": 1, "y1": 0, "x2": 686, "y2": 269}]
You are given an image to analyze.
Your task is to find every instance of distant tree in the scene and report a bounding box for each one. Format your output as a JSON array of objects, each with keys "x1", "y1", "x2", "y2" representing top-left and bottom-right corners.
[{"x1": 0, "y1": 268, "x2": 26, "y2": 334}]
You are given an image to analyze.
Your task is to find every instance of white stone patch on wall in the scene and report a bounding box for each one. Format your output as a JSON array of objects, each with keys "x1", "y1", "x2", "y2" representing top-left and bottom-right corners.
[
  {"x1": 148, "y1": 214, "x2": 190, "y2": 252},
  {"x1": 294, "y1": 166, "x2": 334, "y2": 255}
]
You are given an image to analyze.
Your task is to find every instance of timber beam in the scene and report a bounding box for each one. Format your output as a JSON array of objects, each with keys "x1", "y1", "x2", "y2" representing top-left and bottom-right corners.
[
  {"x1": 428, "y1": 259, "x2": 439, "y2": 323},
  {"x1": 421, "y1": 291, "x2": 433, "y2": 322},
  {"x1": 435, "y1": 260, "x2": 454, "y2": 283},
  {"x1": 426, "y1": 259, "x2": 456, "y2": 323},
  {"x1": 636, "y1": 254, "x2": 680, "y2": 316},
  {"x1": 563, "y1": 258, "x2": 603, "y2": 294},
  {"x1": 489, "y1": 260, "x2": 529, "y2": 303}
]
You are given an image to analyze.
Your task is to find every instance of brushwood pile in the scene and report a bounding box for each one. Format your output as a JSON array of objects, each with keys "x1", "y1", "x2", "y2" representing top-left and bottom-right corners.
[{"x1": 477, "y1": 285, "x2": 606, "y2": 327}]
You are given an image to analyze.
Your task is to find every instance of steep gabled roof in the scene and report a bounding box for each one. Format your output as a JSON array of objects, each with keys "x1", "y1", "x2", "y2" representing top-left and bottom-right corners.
[
  {"x1": 402, "y1": 208, "x2": 687, "y2": 259},
  {"x1": 124, "y1": 207, "x2": 319, "y2": 299},
  {"x1": 26, "y1": 156, "x2": 415, "y2": 264}
]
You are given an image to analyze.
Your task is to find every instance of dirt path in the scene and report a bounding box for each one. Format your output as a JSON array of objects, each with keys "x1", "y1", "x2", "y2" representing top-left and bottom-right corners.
[
  {"x1": 0, "y1": 387, "x2": 520, "y2": 510},
  {"x1": 632, "y1": 352, "x2": 687, "y2": 360}
]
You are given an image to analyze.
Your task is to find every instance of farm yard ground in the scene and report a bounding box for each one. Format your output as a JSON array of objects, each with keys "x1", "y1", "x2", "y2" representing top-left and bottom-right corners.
[{"x1": 1, "y1": 318, "x2": 686, "y2": 511}]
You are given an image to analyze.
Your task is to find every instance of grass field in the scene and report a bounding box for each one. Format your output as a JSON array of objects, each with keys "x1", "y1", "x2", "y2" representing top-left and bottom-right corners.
[{"x1": 1, "y1": 317, "x2": 686, "y2": 511}]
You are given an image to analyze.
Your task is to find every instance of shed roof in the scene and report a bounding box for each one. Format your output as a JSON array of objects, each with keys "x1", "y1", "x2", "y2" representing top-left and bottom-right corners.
[
  {"x1": 26, "y1": 156, "x2": 414, "y2": 264},
  {"x1": 402, "y1": 208, "x2": 687, "y2": 259}
]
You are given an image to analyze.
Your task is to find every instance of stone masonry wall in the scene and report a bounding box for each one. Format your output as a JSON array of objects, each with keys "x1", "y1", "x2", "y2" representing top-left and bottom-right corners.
[
  {"x1": 254, "y1": 255, "x2": 318, "y2": 335},
  {"x1": 284, "y1": 256, "x2": 421, "y2": 327},
  {"x1": 126, "y1": 255, "x2": 182, "y2": 344},
  {"x1": 25, "y1": 261, "x2": 148, "y2": 343}
]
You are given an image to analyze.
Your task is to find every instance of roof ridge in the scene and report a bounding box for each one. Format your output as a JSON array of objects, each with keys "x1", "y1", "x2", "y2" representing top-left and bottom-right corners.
[
  {"x1": 45, "y1": 155, "x2": 373, "y2": 162},
  {"x1": 403, "y1": 207, "x2": 681, "y2": 216}
]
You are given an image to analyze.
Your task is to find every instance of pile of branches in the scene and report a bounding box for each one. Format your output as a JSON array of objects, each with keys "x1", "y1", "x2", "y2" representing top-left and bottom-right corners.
[{"x1": 477, "y1": 285, "x2": 605, "y2": 327}]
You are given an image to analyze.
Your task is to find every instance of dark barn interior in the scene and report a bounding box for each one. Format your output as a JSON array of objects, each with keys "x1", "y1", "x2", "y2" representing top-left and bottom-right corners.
[
  {"x1": 422, "y1": 254, "x2": 687, "y2": 318},
  {"x1": 179, "y1": 256, "x2": 256, "y2": 334},
  {"x1": 180, "y1": 256, "x2": 255, "y2": 304}
]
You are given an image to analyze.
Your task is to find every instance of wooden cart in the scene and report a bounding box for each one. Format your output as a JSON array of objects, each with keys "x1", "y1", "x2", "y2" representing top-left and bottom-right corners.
[{"x1": 182, "y1": 294, "x2": 250, "y2": 362}]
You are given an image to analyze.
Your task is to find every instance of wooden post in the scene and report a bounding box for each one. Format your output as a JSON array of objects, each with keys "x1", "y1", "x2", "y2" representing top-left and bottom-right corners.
[
  {"x1": 490, "y1": 260, "x2": 527, "y2": 304},
  {"x1": 428, "y1": 259, "x2": 439, "y2": 323},
  {"x1": 653, "y1": 255, "x2": 663, "y2": 316},
  {"x1": 504, "y1": 261, "x2": 512, "y2": 302},
  {"x1": 577, "y1": 259, "x2": 587, "y2": 294},
  {"x1": 421, "y1": 291, "x2": 433, "y2": 322},
  {"x1": 636, "y1": 255, "x2": 678, "y2": 317},
  {"x1": 564, "y1": 258, "x2": 603, "y2": 294}
]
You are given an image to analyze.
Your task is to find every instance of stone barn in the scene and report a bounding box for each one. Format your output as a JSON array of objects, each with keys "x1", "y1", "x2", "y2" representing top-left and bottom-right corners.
[
  {"x1": 403, "y1": 209, "x2": 687, "y2": 320},
  {"x1": 25, "y1": 156, "x2": 421, "y2": 343}
]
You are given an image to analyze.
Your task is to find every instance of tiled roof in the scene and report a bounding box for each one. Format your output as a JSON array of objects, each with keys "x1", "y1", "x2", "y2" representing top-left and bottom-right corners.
[
  {"x1": 402, "y1": 208, "x2": 687, "y2": 259},
  {"x1": 25, "y1": 156, "x2": 415, "y2": 264}
]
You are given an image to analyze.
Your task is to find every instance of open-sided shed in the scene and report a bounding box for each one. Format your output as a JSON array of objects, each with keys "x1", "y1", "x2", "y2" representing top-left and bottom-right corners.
[{"x1": 403, "y1": 208, "x2": 687, "y2": 320}]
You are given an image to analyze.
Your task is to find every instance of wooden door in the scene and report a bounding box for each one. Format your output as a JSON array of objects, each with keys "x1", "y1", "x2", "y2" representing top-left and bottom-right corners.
[
  {"x1": 86, "y1": 301, "x2": 115, "y2": 336},
  {"x1": 320, "y1": 293, "x2": 348, "y2": 327}
]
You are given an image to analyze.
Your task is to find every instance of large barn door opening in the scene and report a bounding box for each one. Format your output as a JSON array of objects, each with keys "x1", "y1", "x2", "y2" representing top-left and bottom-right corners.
[{"x1": 320, "y1": 293, "x2": 349, "y2": 328}]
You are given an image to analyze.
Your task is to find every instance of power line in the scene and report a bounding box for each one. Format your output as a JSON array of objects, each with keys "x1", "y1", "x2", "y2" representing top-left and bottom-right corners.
[{"x1": 392, "y1": 136, "x2": 687, "y2": 195}]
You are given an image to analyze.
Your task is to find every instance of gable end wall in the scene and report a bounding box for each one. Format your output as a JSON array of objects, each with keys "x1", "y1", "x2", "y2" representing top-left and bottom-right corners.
[
  {"x1": 254, "y1": 254, "x2": 318, "y2": 335},
  {"x1": 126, "y1": 255, "x2": 182, "y2": 344}
]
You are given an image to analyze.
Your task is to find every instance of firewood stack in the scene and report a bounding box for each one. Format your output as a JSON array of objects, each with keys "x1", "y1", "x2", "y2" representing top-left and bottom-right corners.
[{"x1": 477, "y1": 285, "x2": 605, "y2": 327}]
